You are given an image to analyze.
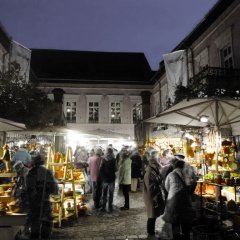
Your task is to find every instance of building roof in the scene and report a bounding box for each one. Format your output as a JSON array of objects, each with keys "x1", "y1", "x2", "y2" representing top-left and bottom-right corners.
[
  {"x1": 0, "y1": 22, "x2": 11, "y2": 51},
  {"x1": 30, "y1": 49, "x2": 156, "y2": 85},
  {"x1": 172, "y1": 0, "x2": 235, "y2": 51}
]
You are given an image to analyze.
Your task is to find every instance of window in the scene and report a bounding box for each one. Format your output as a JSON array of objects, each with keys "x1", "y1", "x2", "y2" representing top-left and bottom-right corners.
[
  {"x1": 132, "y1": 104, "x2": 142, "y2": 124},
  {"x1": 111, "y1": 102, "x2": 121, "y2": 123},
  {"x1": 221, "y1": 45, "x2": 233, "y2": 68},
  {"x1": 66, "y1": 101, "x2": 76, "y2": 123},
  {"x1": 88, "y1": 102, "x2": 99, "y2": 123}
]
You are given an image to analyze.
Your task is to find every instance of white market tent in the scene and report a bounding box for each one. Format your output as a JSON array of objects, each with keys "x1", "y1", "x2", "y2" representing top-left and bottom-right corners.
[
  {"x1": 87, "y1": 128, "x2": 131, "y2": 139},
  {"x1": 146, "y1": 98, "x2": 240, "y2": 132},
  {"x1": 0, "y1": 117, "x2": 26, "y2": 131},
  {"x1": 146, "y1": 97, "x2": 240, "y2": 172}
]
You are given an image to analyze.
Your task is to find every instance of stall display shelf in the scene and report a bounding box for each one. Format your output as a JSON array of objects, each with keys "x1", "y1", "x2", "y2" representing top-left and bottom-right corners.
[
  {"x1": 0, "y1": 172, "x2": 26, "y2": 240},
  {"x1": 0, "y1": 196, "x2": 14, "y2": 204},
  {"x1": 0, "y1": 212, "x2": 27, "y2": 240},
  {"x1": 0, "y1": 175, "x2": 15, "y2": 209},
  {"x1": 0, "y1": 172, "x2": 16, "y2": 178},
  {"x1": 0, "y1": 183, "x2": 14, "y2": 187},
  {"x1": 221, "y1": 188, "x2": 240, "y2": 202},
  {"x1": 196, "y1": 180, "x2": 240, "y2": 224},
  {"x1": 46, "y1": 146, "x2": 78, "y2": 228}
]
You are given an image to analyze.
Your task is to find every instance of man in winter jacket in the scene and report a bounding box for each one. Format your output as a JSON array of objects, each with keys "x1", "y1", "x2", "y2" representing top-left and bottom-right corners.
[
  {"x1": 26, "y1": 154, "x2": 58, "y2": 239},
  {"x1": 130, "y1": 150, "x2": 142, "y2": 192},
  {"x1": 99, "y1": 147, "x2": 117, "y2": 212}
]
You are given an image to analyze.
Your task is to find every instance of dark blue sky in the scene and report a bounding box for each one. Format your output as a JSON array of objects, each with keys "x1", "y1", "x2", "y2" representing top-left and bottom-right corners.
[{"x1": 0, "y1": 0, "x2": 217, "y2": 70}]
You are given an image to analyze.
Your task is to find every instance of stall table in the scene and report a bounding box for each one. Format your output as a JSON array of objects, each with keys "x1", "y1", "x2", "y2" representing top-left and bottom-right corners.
[{"x1": 0, "y1": 212, "x2": 26, "y2": 240}]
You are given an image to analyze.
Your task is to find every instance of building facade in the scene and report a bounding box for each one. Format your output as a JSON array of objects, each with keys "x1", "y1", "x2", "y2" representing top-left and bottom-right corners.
[
  {"x1": 149, "y1": 0, "x2": 240, "y2": 137},
  {"x1": 30, "y1": 50, "x2": 155, "y2": 149}
]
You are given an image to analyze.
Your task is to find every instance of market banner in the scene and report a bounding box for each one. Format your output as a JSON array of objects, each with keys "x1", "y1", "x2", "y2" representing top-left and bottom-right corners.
[
  {"x1": 10, "y1": 40, "x2": 31, "y2": 82},
  {"x1": 163, "y1": 49, "x2": 187, "y2": 103}
]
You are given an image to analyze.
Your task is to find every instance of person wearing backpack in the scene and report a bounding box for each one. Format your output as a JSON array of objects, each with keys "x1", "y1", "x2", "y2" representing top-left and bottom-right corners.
[
  {"x1": 161, "y1": 158, "x2": 197, "y2": 240},
  {"x1": 99, "y1": 147, "x2": 117, "y2": 212}
]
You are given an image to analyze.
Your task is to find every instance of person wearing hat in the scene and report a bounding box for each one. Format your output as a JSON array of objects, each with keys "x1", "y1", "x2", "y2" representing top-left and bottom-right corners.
[{"x1": 26, "y1": 154, "x2": 58, "y2": 239}]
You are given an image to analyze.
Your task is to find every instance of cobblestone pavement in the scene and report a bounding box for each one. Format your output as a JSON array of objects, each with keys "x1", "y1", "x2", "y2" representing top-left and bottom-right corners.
[
  {"x1": 51, "y1": 182, "x2": 205, "y2": 240},
  {"x1": 51, "y1": 184, "x2": 157, "y2": 240}
]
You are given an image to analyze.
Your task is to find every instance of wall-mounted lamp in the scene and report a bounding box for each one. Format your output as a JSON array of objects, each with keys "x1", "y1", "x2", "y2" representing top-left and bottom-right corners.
[
  {"x1": 200, "y1": 115, "x2": 209, "y2": 123},
  {"x1": 157, "y1": 124, "x2": 168, "y2": 130}
]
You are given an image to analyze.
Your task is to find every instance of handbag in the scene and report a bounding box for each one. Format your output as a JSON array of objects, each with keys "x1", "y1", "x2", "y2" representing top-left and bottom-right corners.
[{"x1": 158, "y1": 215, "x2": 173, "y2": 240}]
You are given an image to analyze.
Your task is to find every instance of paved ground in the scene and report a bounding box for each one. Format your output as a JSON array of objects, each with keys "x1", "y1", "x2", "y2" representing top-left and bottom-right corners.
[
  {"x1": 51, "y1": 184, "x2": 155, "y2": 240},
  {"x1": 50, "y1": 183, "x2": 237, "y2": 240}
]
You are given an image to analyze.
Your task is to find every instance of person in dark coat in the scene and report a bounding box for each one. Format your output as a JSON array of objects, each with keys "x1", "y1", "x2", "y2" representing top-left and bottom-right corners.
[
  {"x1": 130, "y1": 150, "x2": 142, "y2": 192},
  {"x1": 162, "y1": 158, "x2": 197, "y2": 240},
  {"x1": 143, "y1": 149, "x2": 164, "y2": 236},
  {"x1": 99, "y1": 147, "x2": 117, "y2": 212},
  {"x1": 26, "y1": 154, "x2": 58, "y2": 239}
]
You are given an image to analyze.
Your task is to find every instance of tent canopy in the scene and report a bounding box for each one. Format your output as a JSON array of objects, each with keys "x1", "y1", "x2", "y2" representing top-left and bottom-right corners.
[
  {"x1": 146, "y1": 98, "x2": 240, "y2": 133},
  {"x1": 0, "y1": 117, "x2": 26, "y2": 131},
  {"x1": 87, "y1": 128, "x2": 131, "y2": 139}
]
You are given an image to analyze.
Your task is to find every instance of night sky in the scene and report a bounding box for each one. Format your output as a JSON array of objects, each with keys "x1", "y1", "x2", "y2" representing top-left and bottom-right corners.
[{"x1": 0, "y1": 0, "x2": 217, "y2": 70}]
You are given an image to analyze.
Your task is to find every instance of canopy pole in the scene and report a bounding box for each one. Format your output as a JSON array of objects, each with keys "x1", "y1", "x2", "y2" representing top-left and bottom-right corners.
[
  {"x1": 215, "y1": 127, "x2": 221, "y2": 173},
  {"x1": 215, "y1": 100, "x2": 219, "y2": 173}
]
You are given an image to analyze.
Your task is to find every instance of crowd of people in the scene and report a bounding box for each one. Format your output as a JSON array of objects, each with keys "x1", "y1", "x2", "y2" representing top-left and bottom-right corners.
[
  {"x1": 73, "y1": 144, "x2": 197, "y2": 240},
  {"x1": 143, "y1": 148, "x2": 197, "y2": 240},
  {"x1": 73, "y1": 144, "x2": 142, "y2": 212},
  {"x1": 0, "y1": 143, "x2": 197, "y2": 240}
]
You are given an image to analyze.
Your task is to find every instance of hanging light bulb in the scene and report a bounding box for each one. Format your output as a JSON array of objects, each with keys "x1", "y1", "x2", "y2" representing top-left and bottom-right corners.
[{"x1": 200, "y1": 115, "x2": 209, "y2": 123}]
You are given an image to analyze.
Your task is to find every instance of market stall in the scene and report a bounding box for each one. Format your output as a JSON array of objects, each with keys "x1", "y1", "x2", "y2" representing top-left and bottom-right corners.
[
  {"x1": 146, "y1": 97, "x2": 240, "y2": 173},
  {"x1": 146, "y1": 97, "x2": 240, "y2": 224},
  {"x1": 0, "y1": 118, "x2": 27, "y2": 239}
]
